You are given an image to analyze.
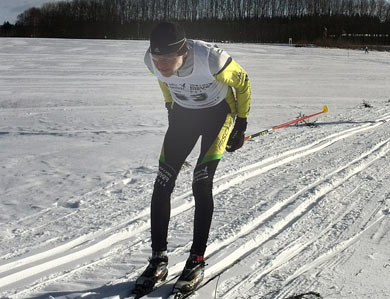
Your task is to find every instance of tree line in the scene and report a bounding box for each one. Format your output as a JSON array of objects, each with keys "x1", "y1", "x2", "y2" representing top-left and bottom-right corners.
[{"x1": 1, "y1": 0, "x2": 390, "y2": 46}]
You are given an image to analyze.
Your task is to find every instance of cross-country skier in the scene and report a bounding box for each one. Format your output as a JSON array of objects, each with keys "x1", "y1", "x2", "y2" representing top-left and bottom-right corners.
[{"x1": 133, "y1": 22, "x2": 251, "y2": 297}]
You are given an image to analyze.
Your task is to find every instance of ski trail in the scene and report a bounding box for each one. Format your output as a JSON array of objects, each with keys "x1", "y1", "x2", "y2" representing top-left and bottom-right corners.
[
  {"x1": 283, "y1": 212, "x2": 386, "y2": 288},
  {"x1": 216, "y1": 185, "x2": 361, "y2": 298},
  {"x1": 2, "y1": 113, "x2": 389, "y2": 296},
  {"x1": 0, "y1": 234, "x2": 93, "y2": 275},
  {"x1": 0, "y1": 228, "x2": 149, "y2": 289},
  {"x1": 206, "y1": 136, "x2": 390, "y2": 299},
  {"x1": 205, "y1": 120, "x2": 390, "y2": 257},
  {"x1": 221, "y1": 199, "x2": 385, "y2": 299},
  {"x1": 273, "y1": 211, "x2": 387, "y2": 299},
  {"x1": 213, "y1": 113, "x2": 390, "y2": 193}
]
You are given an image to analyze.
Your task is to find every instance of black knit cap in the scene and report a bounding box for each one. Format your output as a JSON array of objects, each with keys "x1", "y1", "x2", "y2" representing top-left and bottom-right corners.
[{"x1": 150, "y1": 22, "x2": 188, "y2": 55}]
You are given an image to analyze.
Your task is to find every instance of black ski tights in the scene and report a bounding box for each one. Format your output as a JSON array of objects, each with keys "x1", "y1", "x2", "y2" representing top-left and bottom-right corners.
[
  {"x1": 151, "y1": 162, "x2": 177, "y2": 253},
  {"x1": 151, "y1": 160, "x2": 219, "y2": 256}
]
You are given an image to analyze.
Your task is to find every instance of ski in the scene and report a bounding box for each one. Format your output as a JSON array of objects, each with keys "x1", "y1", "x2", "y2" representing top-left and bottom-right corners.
[
  {"x1": 125, "y1": 273, "x2": 181, "y2": 299},
  {"x1": 129, "y1": 275, "x2": 167, "y2": 298},
  {"x1": 284, "y1": 292, "x2": 323, "y2": 299},
  {"x1": 167, "y1": 289, "x2": 195, "y2": 299},
  {"x1": 130, "y1": 284, "x2": 157, "y2": 299},
  {"x1": 165, "y1": 258, "x2": 242, "y2": 299}
]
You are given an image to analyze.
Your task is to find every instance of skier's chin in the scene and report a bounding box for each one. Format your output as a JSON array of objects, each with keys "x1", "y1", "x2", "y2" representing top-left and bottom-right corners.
[{"x1": 160, "y1": 69, "x2": 174, "y2": 77}]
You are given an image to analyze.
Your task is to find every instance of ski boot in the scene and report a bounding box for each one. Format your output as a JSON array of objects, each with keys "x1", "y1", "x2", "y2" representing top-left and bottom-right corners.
[
  {"x1": 132, "y1": 254, "x2": 168, "y2": 298},
  {"x1": 170, "y1": 254, "x2": 205, "y2": 298}
]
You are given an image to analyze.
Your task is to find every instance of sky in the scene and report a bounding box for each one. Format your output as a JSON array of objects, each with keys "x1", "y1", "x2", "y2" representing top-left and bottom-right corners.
[{"x1": 0, "y1": 0, "x2": 68, "y2": 24}]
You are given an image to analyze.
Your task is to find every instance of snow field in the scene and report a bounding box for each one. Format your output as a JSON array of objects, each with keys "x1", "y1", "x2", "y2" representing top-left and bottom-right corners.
[{"x1": 0, "y1": 38, "x2": 390, "y2": 298}]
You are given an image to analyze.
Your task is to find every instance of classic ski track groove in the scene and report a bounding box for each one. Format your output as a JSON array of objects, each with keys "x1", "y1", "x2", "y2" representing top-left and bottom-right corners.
[
  {"x1": 219, "y1": 137, "x2": 390, "y2": 298},
  {"x1": 2, "y1": 112, "x2": 390, "y2": 297}
]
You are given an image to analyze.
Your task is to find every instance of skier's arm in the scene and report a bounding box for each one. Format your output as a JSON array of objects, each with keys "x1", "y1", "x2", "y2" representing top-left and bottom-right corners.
[
  {"x1": 214, "y1": 59, "x2": 251, "y2": 118},
  {"x1": 210, "y1": 48, "x2": 251, "y2": 152}
]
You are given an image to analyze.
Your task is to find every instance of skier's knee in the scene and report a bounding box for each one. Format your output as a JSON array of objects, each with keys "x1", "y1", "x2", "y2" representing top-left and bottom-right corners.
[{"x1": 154, "y1": 161, "x2": 177, "y2": 195}]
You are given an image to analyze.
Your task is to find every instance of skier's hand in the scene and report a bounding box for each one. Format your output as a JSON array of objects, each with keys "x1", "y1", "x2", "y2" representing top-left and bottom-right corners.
[{"x1": 226, "y1": 117, "x2": 247, "y2": 152}]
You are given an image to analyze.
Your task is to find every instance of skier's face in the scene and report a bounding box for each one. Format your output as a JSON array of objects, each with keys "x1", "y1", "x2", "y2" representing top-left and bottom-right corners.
[{"x1": 152, "y1": 53, "x2": 187, "y2": 77}]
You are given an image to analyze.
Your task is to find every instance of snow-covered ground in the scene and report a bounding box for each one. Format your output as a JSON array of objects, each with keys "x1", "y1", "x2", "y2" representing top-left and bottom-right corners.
[{"x1": 1, "y1": 38, "x2": 390, "y2": 299}]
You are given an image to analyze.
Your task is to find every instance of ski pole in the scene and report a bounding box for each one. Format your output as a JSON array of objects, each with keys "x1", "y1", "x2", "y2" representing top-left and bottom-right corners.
[{"x1": 245, "y1": 105, "x2": 328, "y2": 141}]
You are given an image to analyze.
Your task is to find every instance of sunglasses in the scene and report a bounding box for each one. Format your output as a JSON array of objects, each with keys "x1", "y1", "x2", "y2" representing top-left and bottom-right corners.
[
  {"x1": 151, "y1": 52, "x2": 180, "y2": 62},
  {"x1": 151, "y1": 39, "x2": 187, "y2": 62}
]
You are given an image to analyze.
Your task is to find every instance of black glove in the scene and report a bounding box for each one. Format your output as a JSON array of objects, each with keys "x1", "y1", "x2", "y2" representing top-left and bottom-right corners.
[{"x1": 226, "y1": 117, "x2": 247, "y2": 152}]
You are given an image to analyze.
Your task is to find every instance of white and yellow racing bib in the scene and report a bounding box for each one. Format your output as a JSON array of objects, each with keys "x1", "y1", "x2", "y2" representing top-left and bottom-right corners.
[{"x1": 151, "y1": 40, "x2": 229, "y2": 109}]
